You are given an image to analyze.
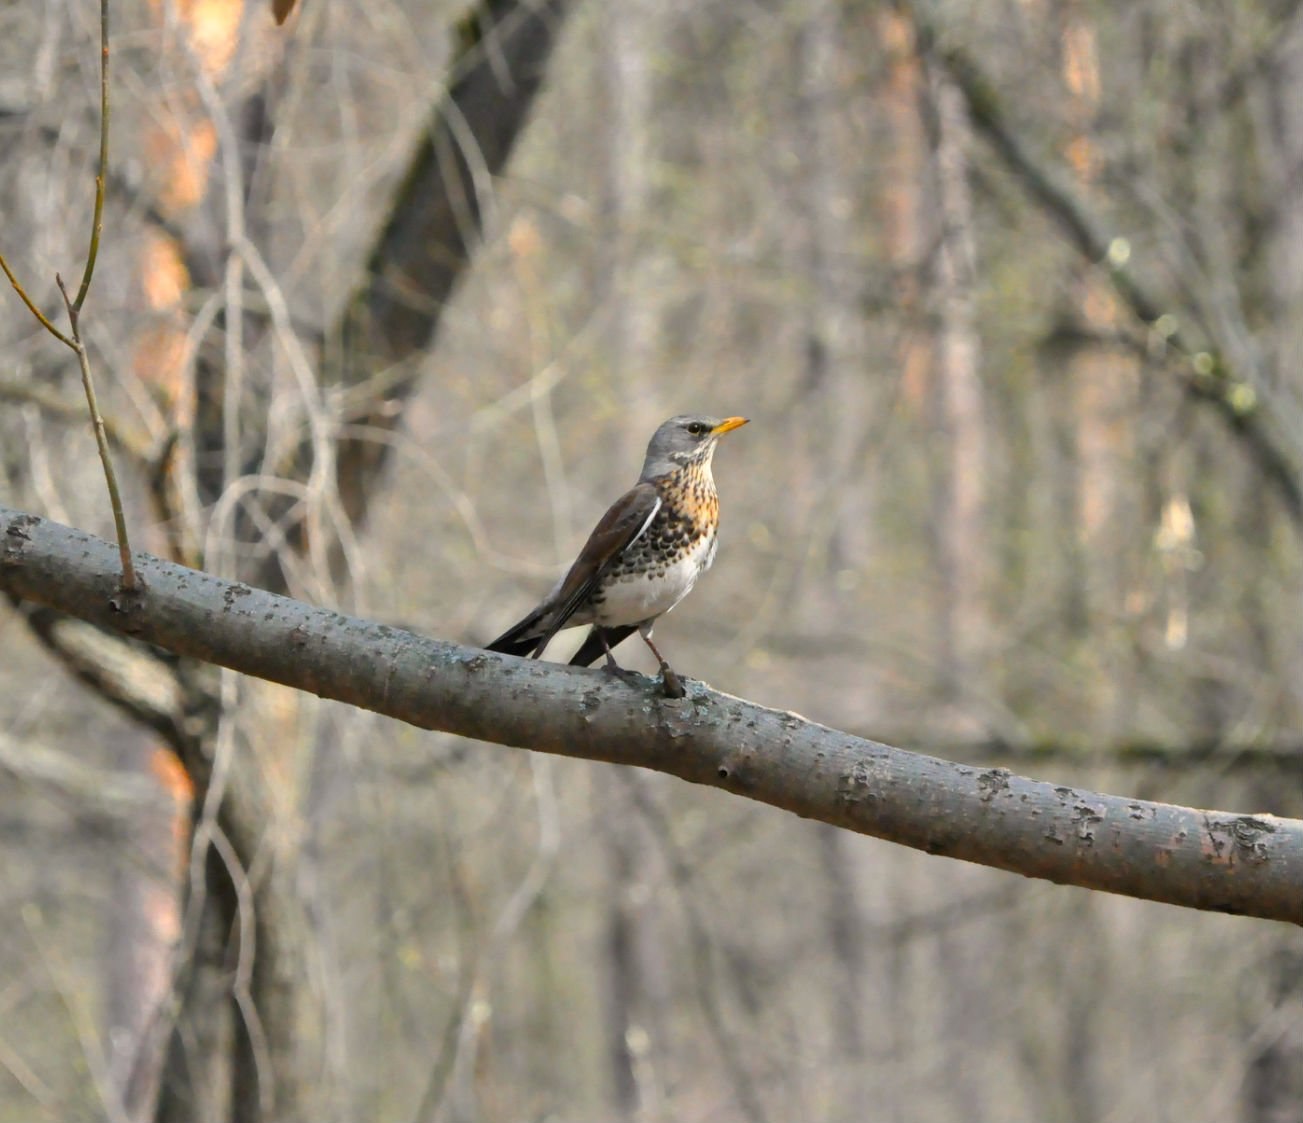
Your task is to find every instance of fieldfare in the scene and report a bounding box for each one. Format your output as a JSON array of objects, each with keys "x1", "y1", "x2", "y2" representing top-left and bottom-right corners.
[{"x1": 487, "y1": 414, "x2": 748, "y2": 697}]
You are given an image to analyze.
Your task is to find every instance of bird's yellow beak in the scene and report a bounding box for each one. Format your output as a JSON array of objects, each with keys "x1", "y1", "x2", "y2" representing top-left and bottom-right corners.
[{"x1": 711, "y1": 416, "x2": 749, "y2": 435}]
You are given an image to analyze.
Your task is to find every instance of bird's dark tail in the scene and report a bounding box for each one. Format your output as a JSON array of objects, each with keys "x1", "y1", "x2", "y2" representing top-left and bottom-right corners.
[
  {"x1": 569, "y1": 625, "x2": 637, "y2": 667},
  {"x1": 486, "y1": 610, "x2": 549, "y2": 658}
]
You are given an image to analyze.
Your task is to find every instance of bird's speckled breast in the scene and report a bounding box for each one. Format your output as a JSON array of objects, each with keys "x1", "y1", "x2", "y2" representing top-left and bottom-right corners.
[{"x1": 587, "y1": 464, "x2": 721, "y2": 626}]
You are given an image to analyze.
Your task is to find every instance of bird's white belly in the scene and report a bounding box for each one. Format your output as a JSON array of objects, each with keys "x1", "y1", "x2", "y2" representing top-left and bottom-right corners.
[{"x1": 594, "y1": 533, "x2": 716, "y2": 627}]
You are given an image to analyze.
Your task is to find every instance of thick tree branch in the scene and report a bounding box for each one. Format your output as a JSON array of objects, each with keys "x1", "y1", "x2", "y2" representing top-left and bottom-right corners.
[
  {"x1": 2, "y1": 503, "x2": 1301, "y2": 926},
  {"x1": 13, "y1": 603, "x2": 191, "y2": 750}
]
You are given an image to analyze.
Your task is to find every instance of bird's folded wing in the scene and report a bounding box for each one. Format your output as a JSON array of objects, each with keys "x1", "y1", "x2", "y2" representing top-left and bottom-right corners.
[{"x1": 538, "y1": 482, "x2": 662, "y2": 643}]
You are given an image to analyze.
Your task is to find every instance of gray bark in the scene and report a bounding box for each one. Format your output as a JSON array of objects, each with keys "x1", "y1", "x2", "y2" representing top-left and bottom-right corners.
[{"x1": 4, "y1": 504, "x2": 1302, "y2": 926}]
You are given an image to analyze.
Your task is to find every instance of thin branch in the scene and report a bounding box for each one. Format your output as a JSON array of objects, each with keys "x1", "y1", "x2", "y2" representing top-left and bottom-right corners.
[
  {"x1": 73, "y1": 0, "x2": 110, "y2": 313},
  {"x1": 3, "y1": 505, "x2": 1301, "y2": 926},
  {"x1": 208, "y1": 825, "x2": 275, "y2": 1119},
  {"x1": 0, "y1": 0, "x2": 135, "y2": 588},
  {"x1": 13, "y1": 603, "x2": 188, "y2": 747},
  {"x1": 0, "y1": 254, "x2": 74, "y2": 348},
  {"x1": 56, "y1": 274, "x2": 137, "y2": 589}
]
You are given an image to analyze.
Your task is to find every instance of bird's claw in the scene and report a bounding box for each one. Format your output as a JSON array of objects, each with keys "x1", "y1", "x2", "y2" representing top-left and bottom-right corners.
[{"x1": 599, "y1": 657, "x2": 685, "y2": 698}]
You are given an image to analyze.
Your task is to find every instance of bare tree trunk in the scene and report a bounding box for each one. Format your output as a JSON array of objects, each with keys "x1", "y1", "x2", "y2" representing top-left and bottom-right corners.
[
  {"x1": 594, "y1": 9, "x2": 661, "y2": 1110},
  {"x1": 153, "y1": 848, "x2": 239, "y2": 1123},
  {"x1": 105, "y1": 743, "x2": 188, "y2": 1123},
  {"x1": 601, "y1": 786, "x2": 643, "y2": 1118},
  {"x1": 1244, "y1": 948, "x2": 1303, "y2": 1123},
  {"x1": 601, "y1": 0, "x2": 657, "y2": 424},
  {"x1": 1057, "y1": 5, "x2": 1138, "y2": 731},
  {"x1": 879, "y1": 8, "x2": 931, "y2": 408},
  {"x1": 923, "y1": 58, "x2": 985, "y2": 709},
  {"x1": 791, "y1": 0, "x2": 876, "y2": 681},
  {"x1": 814, "y1": 826, "x2": 866, "y2": 1063},
  {"x1": 1243, "y1": 15, "x2": 1303, "y2": 1119},
  {"x1": 1265, "y1": 15, "x2": 1303, "y2": 386},
  {"x1": 108, "y1": 4, "x2": 247, "y2": 1116},
  {"x1": 328, "y1": 0, "x2": 573, "y2": 529}
]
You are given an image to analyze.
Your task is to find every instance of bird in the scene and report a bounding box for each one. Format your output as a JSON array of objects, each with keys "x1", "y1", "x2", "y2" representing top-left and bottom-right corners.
[{"x1": 486, "y1": 414, "x2": 749, "y2": 698}]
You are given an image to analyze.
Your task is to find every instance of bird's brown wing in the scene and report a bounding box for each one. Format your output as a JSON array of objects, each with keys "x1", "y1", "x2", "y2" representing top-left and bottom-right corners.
[
  {"x1": 487, "y1": 482, "x2": 661, "y2": 658},
  {"x1": 531, "y1": 482, "x2": 661, "y2": 651}
]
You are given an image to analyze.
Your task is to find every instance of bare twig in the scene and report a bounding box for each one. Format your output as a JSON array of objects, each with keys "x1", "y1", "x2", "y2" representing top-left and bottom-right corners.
[
  {"x1": 209, "y1": 824, "x2": 275, "y2": 1118},
  {"x1": 0, "y1": 255, "x2": 74, "y2": 346},
  {"x1": 0, "y1": 0, "x2": 136, "y2": 588},
  {"x1": 73, "y1": 0, "x2": 111, "y2": 313},
  {"x1": 56, "y1": 274, "x2": 137, "y2": 589}
]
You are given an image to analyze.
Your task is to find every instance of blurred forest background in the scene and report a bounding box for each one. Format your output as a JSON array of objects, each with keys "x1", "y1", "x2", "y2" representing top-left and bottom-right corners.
[{"x1": 2, "y1": 0, "x2": 1303, "y2": 1120}]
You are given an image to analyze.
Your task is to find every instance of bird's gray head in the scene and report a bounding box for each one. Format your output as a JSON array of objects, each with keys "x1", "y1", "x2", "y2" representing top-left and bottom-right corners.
[{"x1": 639, "y1": 414, "x2": 748, "y2": 480}]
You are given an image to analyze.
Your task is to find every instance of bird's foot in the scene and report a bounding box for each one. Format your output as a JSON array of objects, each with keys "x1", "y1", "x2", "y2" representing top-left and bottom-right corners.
[
  {"x1": 600, "y1": 654, "x2": 684, "y2": 697},
  {"x1": 659, "y1": 665, "x2": 686, "y2": 699},
  {"x1": 600, "y1": 660, "x2": 640, "y2": 682}
]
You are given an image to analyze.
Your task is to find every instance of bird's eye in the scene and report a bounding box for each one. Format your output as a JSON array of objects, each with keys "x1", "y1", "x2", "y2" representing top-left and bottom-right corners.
[{"x1": 686, "y1": 422, "x2": 706, "y2": 436}]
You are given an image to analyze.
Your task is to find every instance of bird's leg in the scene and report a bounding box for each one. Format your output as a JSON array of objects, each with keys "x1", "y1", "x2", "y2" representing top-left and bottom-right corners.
[
  {"x1": 598, "y1": 629, "x2": 622, "y2": 671},
  {"x1": 638, "y1": 625, "x2": 685, "y2": 699},
  {"x1": 597, "y1": 629, "x2": 636, "y2": 678}
]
